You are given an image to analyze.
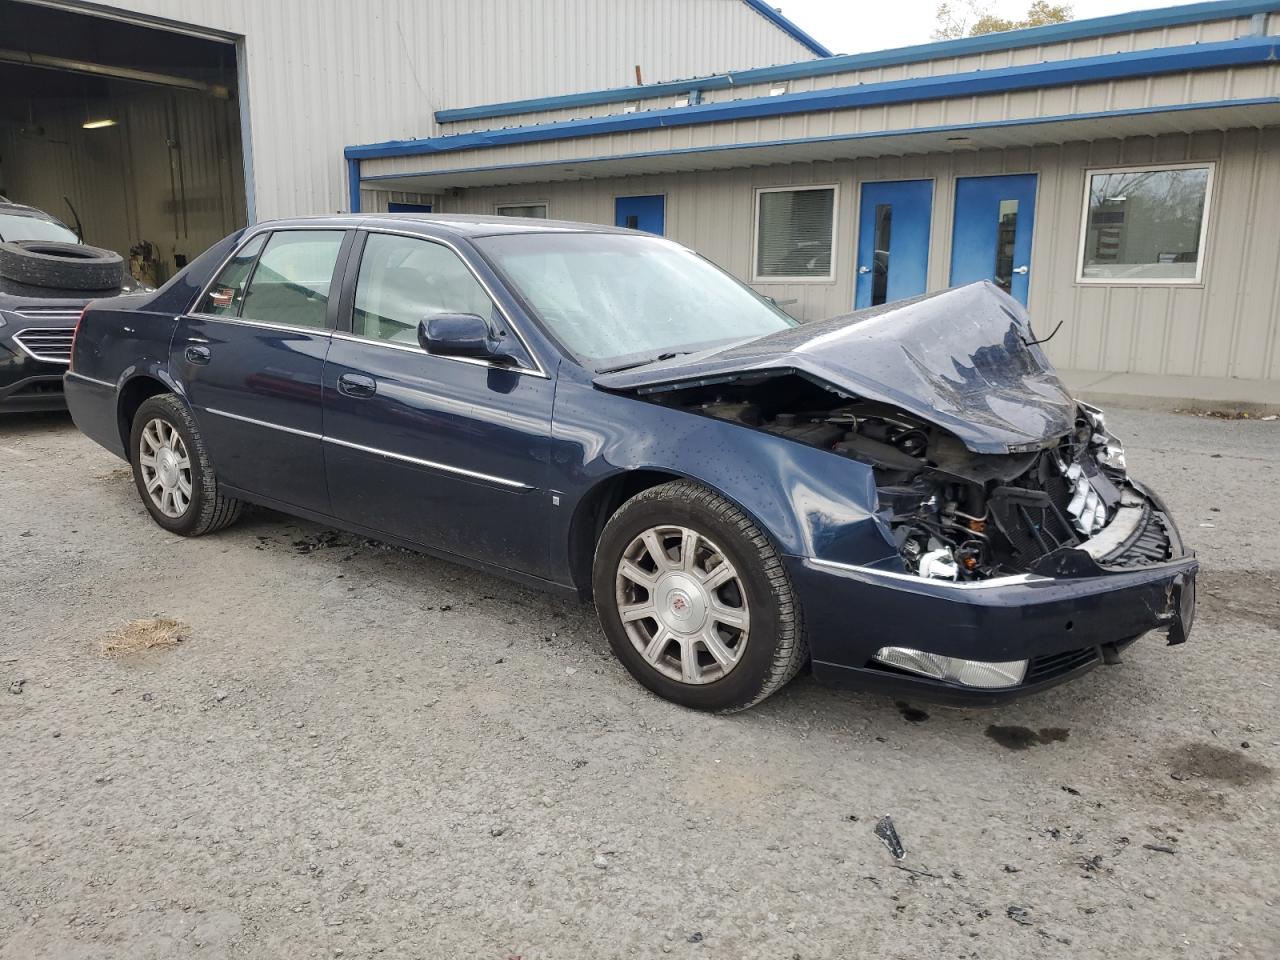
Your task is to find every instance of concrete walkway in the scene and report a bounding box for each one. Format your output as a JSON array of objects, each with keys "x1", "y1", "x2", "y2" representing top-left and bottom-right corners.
[{"x1": 1060, "y1": 368, "x2": 1280, "y2": 415}]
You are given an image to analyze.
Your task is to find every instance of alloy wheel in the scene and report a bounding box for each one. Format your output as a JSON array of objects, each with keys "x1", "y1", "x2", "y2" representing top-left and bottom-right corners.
[
  {"x1": 614, "y1": 524, "x2": 750, "y2": 684},
  {"x1": 138, "y1": 417, "x2": 192, "y2": 518}
]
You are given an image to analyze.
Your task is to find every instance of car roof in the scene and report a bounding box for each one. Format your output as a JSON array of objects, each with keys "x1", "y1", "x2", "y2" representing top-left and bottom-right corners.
[{"x1": 257, "y1": 212, "x2": 641, "y2": 240}]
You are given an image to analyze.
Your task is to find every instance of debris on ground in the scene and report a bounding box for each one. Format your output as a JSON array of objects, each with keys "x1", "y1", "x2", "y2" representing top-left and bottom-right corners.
[
  {"x1": 99, "y1": 617, "x2": 187, "y2": 656},
  {"x1": 1142, "y1": 843, "x2": 1177, "y2": 854},
  {"x1": 8, "y1": 678, "x2": 25, "y2": 695},
  {"x1": 1007, "y1": 906, "x2": 1034, "y2": 926},
  {"x1": 874, "y1": 815, "x2": 905, "y2": 860}
]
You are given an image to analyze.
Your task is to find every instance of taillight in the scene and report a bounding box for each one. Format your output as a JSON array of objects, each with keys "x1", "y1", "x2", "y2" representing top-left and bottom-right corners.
[{"x1": 69, "y1": 304, "x2": 89, "y2": 372}]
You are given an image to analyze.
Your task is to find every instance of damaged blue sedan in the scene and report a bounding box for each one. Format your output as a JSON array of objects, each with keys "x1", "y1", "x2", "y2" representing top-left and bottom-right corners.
[{"x1": 64, "y1": 214, "x2": 1197, "y2": 710}]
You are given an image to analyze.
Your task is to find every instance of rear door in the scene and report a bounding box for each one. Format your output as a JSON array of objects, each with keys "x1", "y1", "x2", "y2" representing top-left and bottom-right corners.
[
  {"x1": 322, "y1": 230, "x2": 553, "y2": 575},
  {"x1": 174, "y1": 227, "x2": 352, "y2": 513}
]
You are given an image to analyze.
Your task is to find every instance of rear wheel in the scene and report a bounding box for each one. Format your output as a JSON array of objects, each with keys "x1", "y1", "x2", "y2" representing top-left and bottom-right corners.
[
  {"x1": 593, "y1": 480, "x2": 807, "y2": 711},
  {"x1": 128, "y1": 394, "x2": 242, "y2": 536}
]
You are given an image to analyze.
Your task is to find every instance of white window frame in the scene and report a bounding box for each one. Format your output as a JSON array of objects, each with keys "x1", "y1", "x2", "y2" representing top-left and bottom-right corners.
[
  {"x1": 1075, "y1": 161, "x2": 1215, "y2": 286},
  {"x1": 495, "y1": 201, "x2": 549, "y2": 218},
  {"x1": 752, "y1": 183, "x2": 840, "y2": 284}
]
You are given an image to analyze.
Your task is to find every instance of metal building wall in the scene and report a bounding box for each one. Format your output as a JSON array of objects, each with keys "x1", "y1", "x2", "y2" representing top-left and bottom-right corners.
[
  {"x1": 437, "y1": 10, "x2": 1279, "y2": 132},
  {"x1": 44, "y1": 0, "x2": 815, "y2": 220},
  {"x1": 439, "y1": 128, "x2": 1280, "y2": 381}
]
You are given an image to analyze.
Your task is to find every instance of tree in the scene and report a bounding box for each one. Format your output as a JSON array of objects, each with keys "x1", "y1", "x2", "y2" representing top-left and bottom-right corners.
[{"x1": 933, "y1": 1, "x2": 1072, "y2": 40}]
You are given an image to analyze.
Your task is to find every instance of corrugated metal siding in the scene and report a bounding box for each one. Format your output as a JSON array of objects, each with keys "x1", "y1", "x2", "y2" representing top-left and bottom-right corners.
[
  {"x1": 436, "y1": 128, "x2": 1280, "y2": 380},
  {"x1": 359, "y1": 63, "x2": 1280, "y2": 180},
  {"x1": 46, "y1": 0, "x2": 814, "y2": 220},
  {"x1": 438, "y1": 13, "x2": 1273, "y2": 132}
]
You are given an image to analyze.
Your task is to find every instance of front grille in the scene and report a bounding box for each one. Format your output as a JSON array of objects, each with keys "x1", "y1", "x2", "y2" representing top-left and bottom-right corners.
[
  {"x1": 12, "y1": 327, "x2": 75, "y2": 363},
  {"x1": 11, "y1": 306, "x2": 85, "y2": 324},
  {"x1": 1026, "y1": 647, "x2": 1099, "y2": 683}
]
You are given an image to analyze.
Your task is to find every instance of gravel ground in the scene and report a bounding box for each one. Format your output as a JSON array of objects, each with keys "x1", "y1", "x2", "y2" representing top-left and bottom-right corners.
[{"x1": 1, "y1": 406, "x2": 1277, "y2": 960}]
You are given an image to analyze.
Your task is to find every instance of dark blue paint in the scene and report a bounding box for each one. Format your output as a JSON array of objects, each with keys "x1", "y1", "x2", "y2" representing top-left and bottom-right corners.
[
  {"x1": 64, "y1": 214, "x2": 1198, "y2": 704},
  {"x1": 614, "y1": 195, "x2": 665, "y2": 235},
  {"x1": 350, "y1": 37, "x2": 1280, "y2": 160},
  {"x1": 432, "y1": 0, "x2": 1279, "y2": 124},
  {"x1": 950, "y1": 174, "x2": 1038, "y2": 305},
  {"x1": 739, "y1": 0, "x2": 833, "y2": 57},
  {"x1": 347, "y1": 158, "x2": 362, "y2": 213},
  {"x1": 855, "y1": 180, "x2": 932, "y2": 310},
  {"x1": 387, "y1": 202, "x2": 433, "y2": 213},
  {"x1": 361, "y1": 97, "x2": 1280, "y2": 189}
]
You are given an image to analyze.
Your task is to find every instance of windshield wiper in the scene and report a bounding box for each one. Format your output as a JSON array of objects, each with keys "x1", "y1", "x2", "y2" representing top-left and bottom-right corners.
[{"x1": 595, "y1": 350, "x2": 690, "y2": 375}]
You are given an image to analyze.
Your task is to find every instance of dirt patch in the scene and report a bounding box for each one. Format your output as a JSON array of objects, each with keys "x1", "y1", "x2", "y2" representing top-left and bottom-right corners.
[
  {"x1": 99, "y1": 617, "x2": 187, "y2": 656},
  {"x1": 1197, "y1": 569, "x2": 1280, "y2": 630},
  {"x1": 985, "y1": 725, "x2": 1070, "y2": 750},
  {"x1": 1163, "y1": 742, "x2": 1274, "y2": 787}
]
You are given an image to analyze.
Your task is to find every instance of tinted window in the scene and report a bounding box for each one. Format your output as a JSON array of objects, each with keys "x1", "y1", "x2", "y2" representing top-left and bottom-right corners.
[
  {"x1": 240, "y1": 230, "x2": 345, "y2": 329},
  {"x1": 197, "y1": 232, "x2": 267, "y2": 317},
  {"x1": 353, "y1": 233, "x2": 495, "y2": 345}
]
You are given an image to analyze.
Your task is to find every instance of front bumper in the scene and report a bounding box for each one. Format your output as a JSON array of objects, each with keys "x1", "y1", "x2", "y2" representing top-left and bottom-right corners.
[
  {"x1": 0, "y1": 341, "x2": 67, "y2": 412},
  {"x1": 792, "y1": 489, "x2": 1197, "y2": 705}
]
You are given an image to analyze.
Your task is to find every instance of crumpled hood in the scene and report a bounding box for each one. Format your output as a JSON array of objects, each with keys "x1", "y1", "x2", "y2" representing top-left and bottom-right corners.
[{"x1": 594, "y1": 281, "x2": 1077, "y2": 454}]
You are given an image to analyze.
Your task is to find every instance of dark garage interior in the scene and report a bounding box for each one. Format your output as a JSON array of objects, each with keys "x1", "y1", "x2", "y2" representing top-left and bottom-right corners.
[{"x1": 0, "y1": 1, "x2": 247, "y2": 285}]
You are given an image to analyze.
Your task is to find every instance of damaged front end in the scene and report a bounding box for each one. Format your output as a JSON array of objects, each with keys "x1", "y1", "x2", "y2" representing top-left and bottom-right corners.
[{"x1": 596, "y1": 283, "x2": 1197, "y2": 699}]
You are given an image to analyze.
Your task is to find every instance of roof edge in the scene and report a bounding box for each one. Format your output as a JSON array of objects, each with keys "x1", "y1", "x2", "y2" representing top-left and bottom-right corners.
[
  {"x1": 351, "y1": 35, "x2": 1280, "y2": 160},
  {"x1": 434, "y1": 0, "x2": 1280, "y2": 124},
  {"x1": 740, "y1": 0, "x2": 833, "y2": 58}
]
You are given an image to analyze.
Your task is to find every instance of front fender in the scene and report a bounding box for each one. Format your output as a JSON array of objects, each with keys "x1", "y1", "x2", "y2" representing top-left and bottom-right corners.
[{"x1": 551, "y1": 372, "x2": 898, "y2": 570}]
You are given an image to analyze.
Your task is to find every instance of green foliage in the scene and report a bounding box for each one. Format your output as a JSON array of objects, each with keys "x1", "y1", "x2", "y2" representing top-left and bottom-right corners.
[{"x1": 933, "y1": 1, "x2": 1072, "y2": 40}]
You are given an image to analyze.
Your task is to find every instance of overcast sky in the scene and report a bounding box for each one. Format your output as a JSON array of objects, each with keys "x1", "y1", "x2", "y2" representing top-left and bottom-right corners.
[{"x1": 774, "y1": 0, "x2": 1205, "y2": 55}]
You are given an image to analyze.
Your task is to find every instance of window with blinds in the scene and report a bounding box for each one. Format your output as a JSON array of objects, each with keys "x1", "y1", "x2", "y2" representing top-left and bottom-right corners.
[{"x1": 755, "y1": 186, "x2": 836, "y2": 280}]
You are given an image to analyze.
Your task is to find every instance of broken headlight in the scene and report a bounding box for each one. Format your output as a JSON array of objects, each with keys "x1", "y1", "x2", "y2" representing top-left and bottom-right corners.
[{"x1": 873, "y1": 646, "x2": 1028, "y2": 688}]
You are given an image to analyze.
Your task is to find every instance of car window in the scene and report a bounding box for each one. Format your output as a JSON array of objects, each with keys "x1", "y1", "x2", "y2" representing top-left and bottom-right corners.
[
  {"x1": 197, "y1": 233, "x2": 267, "y2": 317},
  {"x1": 0, "y1": 212, "x2": 80, "y2": 244},
  {"x1": 353, "y1": 233, "x2": 496, "y2": 345},
  {"x1": 239, "y1": 230, "x2": 345, "y2": 329}
]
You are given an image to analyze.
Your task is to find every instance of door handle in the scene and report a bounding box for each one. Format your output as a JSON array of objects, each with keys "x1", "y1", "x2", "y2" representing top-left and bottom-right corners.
[
  {"x1": 858, "y1": 265, "x2": 871, "y2": 275},
  {"x1": 337, "y1": 373, "x2": 377, "y2": 399},
  {"x1": 185, "y1": 345, "x2": 211, "y2": 365},
  {"x1": 1013, "y1": 265, "x2": 1029, "y2": 275}
]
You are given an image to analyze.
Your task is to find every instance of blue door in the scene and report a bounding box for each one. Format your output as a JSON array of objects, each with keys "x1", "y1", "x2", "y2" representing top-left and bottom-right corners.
[
  {"x1": 387, "y1": 202, "x2": 432, "y2": 213},
  {"x1": 854, "y1": 179, "x2": 933, "y2": 309},
  {"x1": 615, "y1": 195, "x2": 665, "y2": 235},
  {"x1": 323, "y1": 230, "x2": 553, "y2": 578},
  {"x1": 949, "y1": 174, "x2": 1037, "y2": 304}
]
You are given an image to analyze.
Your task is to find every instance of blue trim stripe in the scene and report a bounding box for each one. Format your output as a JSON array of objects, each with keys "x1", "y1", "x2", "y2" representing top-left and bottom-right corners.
[
  {"x1": 434, "y1": 0, "x2": 1280, "y2": 124},
  {"x1": 350, "y1": 36, "x2": 1280, "y2": 160},
  {"x1": 356, "y1": 98, "x2": 1280, "y2": 186},
  {"x1": 740, "y1": 0, "x2": 832, "y2": 57},
  {"x1": 347, "y1": 158, "x2": 362, "y2": 213}
]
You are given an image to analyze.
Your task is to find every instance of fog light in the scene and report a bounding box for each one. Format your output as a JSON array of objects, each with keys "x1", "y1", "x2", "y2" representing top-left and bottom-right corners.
[{"x1": 873, "y1": 646, "x2": 1028, "y2": 689}]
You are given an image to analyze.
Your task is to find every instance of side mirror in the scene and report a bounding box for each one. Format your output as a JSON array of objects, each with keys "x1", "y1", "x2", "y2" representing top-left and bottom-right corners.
[{"x1": 417, "y1": 313, "x2": 513, "y2": 364}]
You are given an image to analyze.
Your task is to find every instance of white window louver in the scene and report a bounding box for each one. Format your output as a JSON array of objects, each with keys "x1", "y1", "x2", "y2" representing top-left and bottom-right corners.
[{"x1": 755, "y1": 187, "x2": 836, "y2": 280}]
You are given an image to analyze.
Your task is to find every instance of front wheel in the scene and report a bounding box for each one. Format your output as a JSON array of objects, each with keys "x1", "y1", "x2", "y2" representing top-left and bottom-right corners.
[
  {"x1": 129, "y1": 394, "x2": 242, "y2": 536},
  {"x1": 592, "y1": 480, "x2": 808, "y2": 711}
]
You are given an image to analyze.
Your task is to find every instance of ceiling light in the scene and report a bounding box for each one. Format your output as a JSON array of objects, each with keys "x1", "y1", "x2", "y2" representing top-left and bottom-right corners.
[{"x1": 82, "y1": 119, "x2": 117, "y2": 129}]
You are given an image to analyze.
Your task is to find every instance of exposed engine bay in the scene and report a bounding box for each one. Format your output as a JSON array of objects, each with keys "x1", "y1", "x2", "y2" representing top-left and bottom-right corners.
[{"x1": 649, "y1": 373, "x2": 1174, "y2": 581}]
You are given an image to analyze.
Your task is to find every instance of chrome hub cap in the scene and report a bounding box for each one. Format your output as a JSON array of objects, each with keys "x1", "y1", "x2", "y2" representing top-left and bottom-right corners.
[
  {"x1": 615, "y1": 525, "x2": 750, "y2": 685},
  {"x1": 138, "y1": 418, "x2": 192, "y2": 518}
]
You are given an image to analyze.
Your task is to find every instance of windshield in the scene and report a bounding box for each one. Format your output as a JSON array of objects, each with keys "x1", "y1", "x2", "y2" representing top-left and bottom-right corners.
[
  {"x1": 474, "y1": 232, "x2": 797, "y2": 370},
  {"x1": 0, "y1": 212, "x2": 79, "y2": 244}
]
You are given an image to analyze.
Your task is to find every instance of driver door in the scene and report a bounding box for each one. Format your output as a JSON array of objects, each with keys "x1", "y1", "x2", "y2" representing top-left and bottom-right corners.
[{"x1": 322, "y1": 230, "x2": 554, "y2": 577}]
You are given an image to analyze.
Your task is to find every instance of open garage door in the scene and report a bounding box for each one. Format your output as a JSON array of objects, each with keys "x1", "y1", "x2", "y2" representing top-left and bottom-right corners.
[{"x1": 0, "y1": 1, "x2": 247, "y2": 286}]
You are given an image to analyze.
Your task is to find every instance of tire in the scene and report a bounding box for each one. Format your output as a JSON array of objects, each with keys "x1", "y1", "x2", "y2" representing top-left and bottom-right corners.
[
  {"x1": 592, "y1": 480, "x2": 808, "y2": 711},
  {"x1": 0, "y1": 240, "x2": 124, "y2": 291},
  {"x1": 128, "y1": 394, "x2": 242, "y2": 536}
]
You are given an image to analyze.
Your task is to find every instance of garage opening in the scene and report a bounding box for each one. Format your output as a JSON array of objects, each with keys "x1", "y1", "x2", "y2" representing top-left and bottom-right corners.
[{"x1": 0, "y1": 1, "x2": 247, "y2": 286}]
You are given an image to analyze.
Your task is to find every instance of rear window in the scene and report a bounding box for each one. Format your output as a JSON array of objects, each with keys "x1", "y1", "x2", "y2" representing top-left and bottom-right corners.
[{"x1": 0, "y1": 212, "x2": 79, "y2": 244}]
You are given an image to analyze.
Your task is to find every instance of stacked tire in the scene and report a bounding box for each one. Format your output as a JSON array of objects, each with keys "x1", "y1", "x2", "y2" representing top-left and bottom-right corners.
[{"x1": 0, "y1": 240, "x2": 124, "y2": 291}]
